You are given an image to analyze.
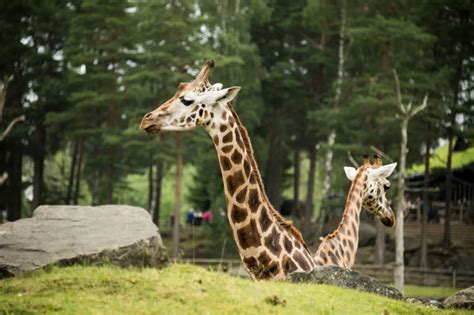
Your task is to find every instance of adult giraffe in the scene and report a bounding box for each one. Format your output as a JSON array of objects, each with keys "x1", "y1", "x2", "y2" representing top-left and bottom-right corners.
[
  {"x1": 140, "y1": 60, "x2": 396, "y2": 279},
  {"x1": 141, "y1": 60, "x2": 316, "y2": 280}
]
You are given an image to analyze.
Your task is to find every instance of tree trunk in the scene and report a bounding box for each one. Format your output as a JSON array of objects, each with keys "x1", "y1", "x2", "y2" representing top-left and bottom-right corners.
[
  {"x1": 153, "y1": 161, "x2": 163, "y2": 227},
  {"x1": 293, "y1": 146, "x2": 301, "y2": 218},
  {"x1": 72, "y1": 140, "x2": 83, "y2": 205},
  {"x1": 420, "y1": 128, "x2": 431, "y2": 268},
  {"x1": 375, "y1": 218, "x2": 386, "y2": 265},
  {"x1": 91, "y1": 169, "x2": 99, "y2": 206},
  {"x1": 442, "y1": 134, "x2": 454, "y2": 249},
  {"x1": 172, "y1": 133, "x2": 182, "y2": 259},
  {"x1": 105, "y1": 161, "x2": 114, "y2": 204},
  {"x1": 394, "y1": 118, "x2": 408, "y2": 293},
  {"x1": 321, "y1": 1, "x2": 346, "y2": 200},
  {"x1": 7, "y1": 140, "x2": 22, "y2": 221},
  {"x1": 32, "y1": 122, "x2": 45, "y2": 210},
  {"x1": 148, "y1": 158, "x2": 153, "y2": 212},
  {"x1": 264, "y1": 112, "x2": 283, "y2": 209},
  {"x1": 304, "y1": 144, "x2": 317, "y2": 238},
  {"x1": 65, "y1": 141, "x2": 78, "y2": 204}
]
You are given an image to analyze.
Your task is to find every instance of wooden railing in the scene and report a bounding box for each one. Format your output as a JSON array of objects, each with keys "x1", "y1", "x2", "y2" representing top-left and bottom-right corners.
[{"x1": 178, "y1": 258, "x2": 474, "y2": 289}]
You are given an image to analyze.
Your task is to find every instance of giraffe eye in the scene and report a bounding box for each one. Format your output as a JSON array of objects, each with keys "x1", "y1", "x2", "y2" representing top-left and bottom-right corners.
[
  {"x1": 383, "y1": 184, "x2": 390, "y2": 191},
  {"x1": 181, "y1": 98, "x2": 194, "y2": 106}
]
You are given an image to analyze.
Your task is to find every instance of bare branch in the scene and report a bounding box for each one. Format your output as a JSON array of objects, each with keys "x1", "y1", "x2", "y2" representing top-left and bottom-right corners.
[
  {"x1": 370, "y1": 145, "x2": 394, "y2": 163},
  {"x1": 0, "y1": 172, "x2": 8, "y2": 186},
  {"x1": 0, "y1": 115, "x2": 25, "y2": 141},
  {"x1": 410, "y1": 93, "x2": 428, "y2": 117},
  {"x1": 406, "y1": 101, "x2": 412, "y2": 113},
  {"x1": 392, "y1": 68, "x2": 402, "y2": 109},
  {"x1": 0, "y1": 75, "x2": 14, "y2": 122},
  {"x1": 347, "y1": 151, "x2": 359, "y2": 168}
]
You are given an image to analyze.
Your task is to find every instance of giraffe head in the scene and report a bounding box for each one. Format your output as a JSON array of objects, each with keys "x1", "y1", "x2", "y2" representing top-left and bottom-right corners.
[
  {"x1": 344, "y1": 155, "x2": 397, "y2": 227},
  {"x1": 140, "y1": 60, "x2": 241, "y2": 134}
]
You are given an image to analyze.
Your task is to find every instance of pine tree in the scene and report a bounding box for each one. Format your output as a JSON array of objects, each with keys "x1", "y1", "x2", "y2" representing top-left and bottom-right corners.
[{"x1": 59, "y1": 0, "x2": 135, "y2": 204}]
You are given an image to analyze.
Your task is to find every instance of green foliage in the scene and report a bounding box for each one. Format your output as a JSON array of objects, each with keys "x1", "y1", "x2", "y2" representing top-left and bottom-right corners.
[{"x1": 0, "y1": 265, "x2": 466, "y2": 315}]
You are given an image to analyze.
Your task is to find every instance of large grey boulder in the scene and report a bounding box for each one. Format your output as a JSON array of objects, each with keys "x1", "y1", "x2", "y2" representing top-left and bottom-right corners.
[
  {"x1": 0, "y1": 205, "x2": 168, "y2": 278},
  {"x1": 444, "y1": 286, "x2": 474, "y2": 309},
  {"x1": 290, "y1": 266, "x2": 402, "y2": 299}
]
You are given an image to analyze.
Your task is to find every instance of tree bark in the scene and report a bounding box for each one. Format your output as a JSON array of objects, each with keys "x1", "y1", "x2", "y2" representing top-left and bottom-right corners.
[
  {"x1": 420, "y1": 127, "x2": 431, "y2": 268},
  {"x1": 375, "y1": 218, "x2": 386, "y2": 265},
  {"x1": 153, "y1": 161, "x2": 163, "y2": 227},
  {"x1": 148, "y1": 158, "x2": 154, "y2": 212},
  {"x1": 304, "y1": 144, "x2": 317, "y2": 238},
  {"x1": 321, "y1": 1, "x2": 345, "y2": 199},
  {"x1": 392, "y1": 69, "x2": 428, "y2": 293},
  {"x1": 105, "y1": 161, "x2": 114, "y2": 204},
  {"x1": 32, "y1": 122, "x2": 45, "y2": 210},
  {"x1": 442, "y1": 135, "x2": 454, "y2": 249},
  {"x1": 172, "y1": 133, "x2": 182, "y2": 259},
  {"x1": 65, "y1": 141, "x2": 78, "y2": 204},
  {"x1": 264, "y1": 112, "x2": 283, "y2": 210},
  {"x1": 394, "y1": 118, "x2": 408, "y2": 292},
  {"x1": 293, "y1": 146, "x2": 301, "y2": 218},
  {"x1": 72, "y1": 140, "x2": 83, "y2": 205},
  {"x1": 7, "y1": 140, "x2": 22, "y2": 221}
]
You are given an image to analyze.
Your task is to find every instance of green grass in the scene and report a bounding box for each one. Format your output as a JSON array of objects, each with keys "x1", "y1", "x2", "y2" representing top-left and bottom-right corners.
[
  {"x1": 0, "y1": 264, "x2": 468, "y2": 315},
  {"x1": 404, "y1": 285, "x2": 459, "y2": 299},
  {"x1": 408, "y1": 144, "x2": 474, "y2": 174}
]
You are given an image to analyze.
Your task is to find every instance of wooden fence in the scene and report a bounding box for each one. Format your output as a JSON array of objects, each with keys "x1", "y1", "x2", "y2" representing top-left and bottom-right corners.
[{"x1": 179, "y1": 258, "x2": 474, "y2": 289}]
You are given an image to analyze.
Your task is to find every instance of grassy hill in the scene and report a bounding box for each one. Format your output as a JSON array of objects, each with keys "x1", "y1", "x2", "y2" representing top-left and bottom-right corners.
[{"x1": 0, "y1": 264, "x2": 468, "y2": 315}]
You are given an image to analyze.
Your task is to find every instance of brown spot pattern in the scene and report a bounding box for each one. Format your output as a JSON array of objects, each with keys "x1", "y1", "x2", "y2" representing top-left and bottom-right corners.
[
  {"x1": 222, "y1": 131, "x2": 233, "y2": 143},
  {"x1": 293, "y1": 252, "x2": 310, "y2": 270},
  {"x1": 231, "y1": 150, "x2": 243, "y2": 164},
  {"x1": 236, "y1": 187, "x2": 247, "y2": 203},
  {"x1": 265, "y1": 227, "x2": 282, "y2": 257},
  {"x1": 236, "y1": 219, "x2": 261, "y2": 249},
  {"x1": 248, "y1": 189, "x2": 260, "y2": 212},
  {"x1": 221, "y1": 145, "x2": 233, "y2": 153},
  {"x1": 259, "y1": 207, "x2": 272, "y2": 232},
  {"x1": 226, "y1": 171, "x2": 245, "y2": 196},
  {"x1": 220, "y1": 156, "x2": 232, "y2": 171},
  {"x1": 231, "y1": 205, "x2": 248, "y2": 223},
  {"x1": 284, "y1": 236, "x2": 293, "y2": 253},
  {"x1": 243, "y1": 159, "x2": 251, "y2": 177}
]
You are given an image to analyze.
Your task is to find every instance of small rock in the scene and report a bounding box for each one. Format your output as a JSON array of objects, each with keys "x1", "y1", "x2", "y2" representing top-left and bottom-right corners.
[
  {"x1": 405, "y1": 297, "x2": 444, "y2": 309},
  {"x1": 290, "y1": 266, "x2": 402, "y2": 299},
  {"x1": 444, "y1": 286, "x2": 474, "y2": 309}
]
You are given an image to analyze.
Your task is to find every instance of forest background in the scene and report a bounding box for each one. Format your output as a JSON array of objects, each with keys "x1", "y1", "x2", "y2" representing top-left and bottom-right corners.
[{"x1": 0, "y1": 0, "x2": 472, "y2": 259}]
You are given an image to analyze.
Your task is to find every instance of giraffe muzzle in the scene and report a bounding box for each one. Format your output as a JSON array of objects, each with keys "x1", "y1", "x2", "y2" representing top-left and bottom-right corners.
[{"x1": 140, "y1": 113, "x2": 161, "y2": 134}]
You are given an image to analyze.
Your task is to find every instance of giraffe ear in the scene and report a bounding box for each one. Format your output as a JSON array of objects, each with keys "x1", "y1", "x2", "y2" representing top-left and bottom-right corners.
[
  {"x1": 344, "y1": 167, "x2": 357, "y2": 181},
  {"x1": 372, "y1": 163, "x2": 397, "y2": 178},
  {"x1": 217, "y1": 86, "x2": 241, "y2": 104}
]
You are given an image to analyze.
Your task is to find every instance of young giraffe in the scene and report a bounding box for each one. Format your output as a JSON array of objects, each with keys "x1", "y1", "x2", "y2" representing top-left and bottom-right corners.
[
  {"x1": 313, "y1": 155, "x2": 397, "y2": 268},
  {"x1": 140, "y1": 60, "x2": 316, "y2": 280}
]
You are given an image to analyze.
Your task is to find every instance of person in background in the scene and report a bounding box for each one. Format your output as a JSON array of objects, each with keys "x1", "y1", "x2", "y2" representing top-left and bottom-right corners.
[
  {"x1": 203, "y1": 209, "x2": 213, "y2": 223},
  {"x1": 186, "y1": 208, "x2": 195, "y2": 225}
]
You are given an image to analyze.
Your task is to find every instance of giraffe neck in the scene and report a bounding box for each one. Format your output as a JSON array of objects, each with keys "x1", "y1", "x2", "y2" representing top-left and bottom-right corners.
[
  {"x1": 206, "y1": 105, "x2": 315, "y2": 279},
  {"x1": 314, "y1": 168, "x2": 367, "y2": 268}
]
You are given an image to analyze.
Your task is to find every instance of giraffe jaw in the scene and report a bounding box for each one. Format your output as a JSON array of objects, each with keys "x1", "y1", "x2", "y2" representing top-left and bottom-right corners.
[{"x1": 143, "y1": 124, "x2": 161, "y2": 134}]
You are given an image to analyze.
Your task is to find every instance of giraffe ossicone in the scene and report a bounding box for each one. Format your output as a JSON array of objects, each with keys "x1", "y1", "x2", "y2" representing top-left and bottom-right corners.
[
  {"x1": 313, "y1": 154, "x2": 397, "y2": 268},
  {"x1": 141, "y1": 60, "x2": 316, "y2": 280}
]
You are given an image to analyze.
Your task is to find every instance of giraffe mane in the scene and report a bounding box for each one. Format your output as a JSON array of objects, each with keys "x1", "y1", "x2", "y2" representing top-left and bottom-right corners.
[{"x1": 226, "y1": 103, "x2": 309, "y2": 251}]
